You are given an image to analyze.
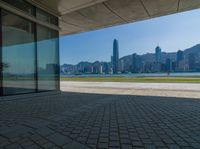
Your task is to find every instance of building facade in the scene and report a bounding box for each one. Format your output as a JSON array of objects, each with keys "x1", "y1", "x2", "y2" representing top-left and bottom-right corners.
[
  {"x1": 132, "y1": 53, "x2": 142, "y2": 73},
  {"x1": 0, "y1": 0, "x2": 59, "y2": 96},
  {"x1": 155, "y1": 46, "x2": 162, "y2": 63},
  {"x1": 112, "y1": 39, "x2": 119, "y2": 74},
  {"x1": 177, "y1": 50, "x2": 184, "y2": 63}
]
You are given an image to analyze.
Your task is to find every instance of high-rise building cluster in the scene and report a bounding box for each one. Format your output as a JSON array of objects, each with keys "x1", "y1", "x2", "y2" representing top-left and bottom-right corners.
[
  {"x1": 61, "y1": 40, "x2": 200, "y2": 75},
  {"x1": 127, "y1": 46, "x2": 200, "y2": 73}
]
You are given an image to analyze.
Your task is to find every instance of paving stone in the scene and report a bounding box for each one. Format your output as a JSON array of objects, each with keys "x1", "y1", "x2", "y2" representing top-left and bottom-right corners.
[
  {"x1": 46, "y1": 133, "x2": 72, "y2": 146},
  {"x1": 144, "y1": 144, "x2": 156, "y2": 149},
  {"x1": 109, "y1": 141, "x2": 120, "y2": 147},
  {"x1": 121, "y1": 144, "x2": 133, "y2": 149},
  {"x1": 167, "y1": 144, "x2": 181, "y2": 149},
  {"x1": 154, "y1": 141, "x2": 165, "y2": 147},
  {"x1": 110, "y1": 135, "x2": 119, "y2": 141},
  {"x1": 62, "y1": 141, "x2": 90, "y2": 149},
  {"x1": 141, "y1": 139, "x2": 153, "y2": 144},
  {"x1": 77, "y1": 136, "x2": 87, "y2": 143},
  {"x1": 0, "y1": 139, "x2": 10, "y2": 147},
  {"x1": 87, "y1": 138, "x2": 98, "y2": 144},
  {"x1": 36, "y1": 127, "x2": 55, "y2": 136},
  {"x1": 176, "y1": 141, "x2": 190, "y2": 147},
  {"x1": 41, "y1": 142, "x2": 55, "y2": 148},
  {"x1": 4, "y1": 143, "x2": 23, "y2": 149},
  {"x1": 1, "y1": 92, "x2": 200, "y2": 149},
  {"x1": 97, "y1": 142, "x2": 108, "y2": 149},
  {"x1": 19, "y1": 140, "x2": 35, "y2": 148},
  {"x1": 132, "y1": 141, "x2": 143, "y2": 147},
  {"x1": 121, "y1": 138, "x2": 131, "y2": 144},
  {"x1": 35, "y1": 138, "x2": 49, "y2": 145},
  {"x1": 190, "y1": 143, "x2": 200, "y2": 149},
  {"x1": 27, "y1": 144, "x2": 43, "y2": 149}
]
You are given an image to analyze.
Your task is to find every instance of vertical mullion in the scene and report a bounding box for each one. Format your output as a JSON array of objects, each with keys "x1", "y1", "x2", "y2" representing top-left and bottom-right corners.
[
  {"x1": 34, "y1": 22, "x2": 38, "y2": 93},
  {"x1": 57, "y1": 31, "x2": 60, "y2": 91},
  {"x1": 34, "y1": 7, "x2": 38, "y2": 93},
  {"x1": 0, "y1": 8, "x2": 3, "y2": 96}
]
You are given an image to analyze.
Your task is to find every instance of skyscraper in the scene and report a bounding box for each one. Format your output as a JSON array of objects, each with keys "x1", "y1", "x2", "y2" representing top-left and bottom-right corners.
[
  {"x1": 113, "y1": 39, "x2": 119, "y2": 74},
  {"x1": 176, "y1": 50, "x2": 184, "y2": 71},
  {"x1": 132, "y1": 53, "x2": 142, "y2": 73},
  {"x1": 177, "y1": 50, "x2": 184, "y2": 64},
  {"x1": 111, "y1": 56, "x2": 113, "y2": 68},
  {"x1": 165, "y1": 58, "x2": 172, "y2": 72},
  {"x1": 119, "y1": 59, "x2": 125, "y2": 72},
  {"x1": 155, "y1": 46, "x2": 162, "y2": 63},
  {"x1": 188, "y1": 53, "x2": 196, "y2": 71}
]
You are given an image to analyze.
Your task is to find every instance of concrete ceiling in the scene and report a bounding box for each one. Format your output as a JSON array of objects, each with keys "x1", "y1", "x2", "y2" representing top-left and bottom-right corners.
[{"x1": 30, "y1": 0, "x2": 200, "y2": 35}]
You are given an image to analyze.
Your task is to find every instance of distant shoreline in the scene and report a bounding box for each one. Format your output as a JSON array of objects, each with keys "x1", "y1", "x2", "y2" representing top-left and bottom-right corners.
[
  {"x1": 60, "y1": 75, "x2": 200, "y2": 83},
  {"x1": 61, "y1": 72, "x2": 200, "y2": 78}
]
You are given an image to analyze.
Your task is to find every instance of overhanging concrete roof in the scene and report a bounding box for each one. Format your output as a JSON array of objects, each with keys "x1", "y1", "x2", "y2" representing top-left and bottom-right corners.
[{"x1": 30, "y1": 0, "x2": 200, "y2": 35}]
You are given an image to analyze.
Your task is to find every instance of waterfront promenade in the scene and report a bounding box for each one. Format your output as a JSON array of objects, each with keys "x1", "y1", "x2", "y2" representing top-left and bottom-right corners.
[
  {"x1": 0, "y1": 82, "x2": 200, "y2": 148},
  {"x1": 61, "y1": 81, "x2": 200, "y2": 99}
]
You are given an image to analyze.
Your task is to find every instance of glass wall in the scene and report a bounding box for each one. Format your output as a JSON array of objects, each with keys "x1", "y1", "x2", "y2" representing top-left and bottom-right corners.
[
  {"x1": 0, "y1": 2, "x2": 59, "y2": 96},
  {"x1": 37, "y1": 25, "x2": 59, "y2": 91},
  {"x1": 2, "y1": 10, "x2": 36, "y2": 95}
]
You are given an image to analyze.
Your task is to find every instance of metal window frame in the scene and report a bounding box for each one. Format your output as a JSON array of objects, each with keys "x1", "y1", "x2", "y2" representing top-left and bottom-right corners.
[
  {"x1": 0, "y1": 0, "x2": 60, "y2": 31},
  {"x1": 0, "y1": 8, "x2": 2, "y2": 96},
  {"x1": 57, "y1": 32, "x2": 60, "y2": 91},
  {"x1": 34, "y1": 11, "x2": 38, "y2": 93}
]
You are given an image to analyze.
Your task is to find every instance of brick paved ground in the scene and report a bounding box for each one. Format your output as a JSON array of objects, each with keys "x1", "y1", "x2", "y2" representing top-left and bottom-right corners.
[{"x1": 0, "y1": 92, "x2": 200, "y2": 149}]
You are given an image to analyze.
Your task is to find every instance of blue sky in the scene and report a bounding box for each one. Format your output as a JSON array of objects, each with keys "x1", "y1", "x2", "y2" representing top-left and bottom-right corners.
[{"x1": 60, "y1": 9, "x2": 200, "y2": 65}]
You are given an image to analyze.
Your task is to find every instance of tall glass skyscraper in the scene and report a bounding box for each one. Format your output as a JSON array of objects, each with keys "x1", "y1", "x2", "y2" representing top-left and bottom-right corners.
[
  {"x1": 113, "y1": 39, "x2": 119, "y2": 74},
  {"x1": 0, "y1": 0, "x2": 59, "y2": 96},
  {"x1": 155, "y1": 46, "x2": 162, "y2": 63}
]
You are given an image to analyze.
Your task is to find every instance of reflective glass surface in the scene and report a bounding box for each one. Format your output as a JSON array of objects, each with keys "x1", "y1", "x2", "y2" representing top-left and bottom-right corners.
[
  {"x1": 0, "y1": 5, "x2": 59, "y2": 96},
  {"x1": 37, "y1": 25, "x2": 59, "y2": 91},
  {"x1": 2, "y1": 10, "x2": 36, "y2": 95}
]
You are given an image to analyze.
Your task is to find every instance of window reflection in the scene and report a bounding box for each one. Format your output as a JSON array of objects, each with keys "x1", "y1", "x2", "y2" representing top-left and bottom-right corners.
[
  {"x1": 37, "y1": 25, "x2": 59, "y2": 91},
  {"x1": 2, "y1": 10, "x2": 36, "y2": 95}
]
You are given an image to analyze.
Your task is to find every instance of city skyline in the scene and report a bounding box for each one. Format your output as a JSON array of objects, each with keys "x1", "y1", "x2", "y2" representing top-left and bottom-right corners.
[
  {"x1": 60, "y1": 8, "x2": 200, "y2": 65},
  {"x1": 61, "y1": 41, "x2": 200, "y2": 75},
  {"x1": 60, "y1": 43, "x2": 199, "y2": 65}
]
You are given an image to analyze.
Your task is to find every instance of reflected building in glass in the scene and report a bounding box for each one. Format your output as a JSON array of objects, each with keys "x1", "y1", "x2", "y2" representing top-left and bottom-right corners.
[{"x1": 0, "y1": 0, "x2": 59, "y2": 96}]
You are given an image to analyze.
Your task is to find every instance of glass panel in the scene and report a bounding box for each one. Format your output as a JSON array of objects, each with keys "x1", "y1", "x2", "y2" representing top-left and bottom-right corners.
[
  {"x1": 2, "y1": 0, "x2": 35, "y2": 16},
  {"x1": 37, "y1": 25, "x2": 59, "y2": 91},
  {"x1": 2, "y1": 10, "x2": 36, "y2": 95},
  {"x1": 36, "y1": 8, "x2": 58, "y2": 25}
]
